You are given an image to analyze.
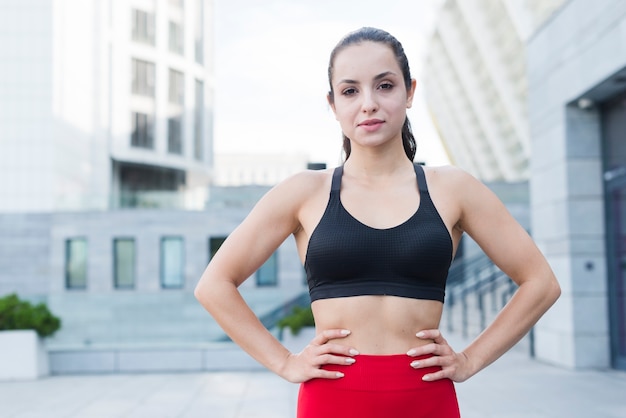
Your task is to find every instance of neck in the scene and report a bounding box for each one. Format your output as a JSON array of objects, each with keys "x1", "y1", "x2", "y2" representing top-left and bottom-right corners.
[{"x1": 343, "y1": 142, "x2": 413, "y2": 178}]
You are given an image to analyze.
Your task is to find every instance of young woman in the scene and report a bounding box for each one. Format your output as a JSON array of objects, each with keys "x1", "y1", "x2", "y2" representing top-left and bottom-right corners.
[{"x1": 195, "y1": 27, "x2": 560, "y2": 418}]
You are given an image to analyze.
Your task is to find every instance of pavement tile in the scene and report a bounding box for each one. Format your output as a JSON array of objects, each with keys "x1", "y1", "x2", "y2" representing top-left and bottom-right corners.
[{"x1": 1, "y1": 332, "x2": 625, "y2": 418}]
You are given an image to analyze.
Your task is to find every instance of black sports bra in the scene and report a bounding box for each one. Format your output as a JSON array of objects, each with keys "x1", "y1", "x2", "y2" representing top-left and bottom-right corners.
[{"x1": 304, "y1": 164, "x2": 453, "y2": 302}]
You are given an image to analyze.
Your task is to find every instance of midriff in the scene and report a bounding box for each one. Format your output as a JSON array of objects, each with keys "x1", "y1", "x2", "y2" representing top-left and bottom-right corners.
[{"x1": 311, "y1": 295, "x2": 443, "y2": 354}]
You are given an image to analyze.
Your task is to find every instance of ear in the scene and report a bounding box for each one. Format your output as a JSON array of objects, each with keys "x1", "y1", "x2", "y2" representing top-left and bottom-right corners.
[
  {"x1": 406, "y1": 79, "x2": 417, "y2": 109},
  {"x1": 327, "y1": 92, "x2": 338, "y2": 119}
]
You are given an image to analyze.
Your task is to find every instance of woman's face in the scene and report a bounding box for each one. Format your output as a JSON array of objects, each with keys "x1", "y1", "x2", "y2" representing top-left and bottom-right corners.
[{"x1": 328, "y1": 41, "x2": 415, "y2": 154}]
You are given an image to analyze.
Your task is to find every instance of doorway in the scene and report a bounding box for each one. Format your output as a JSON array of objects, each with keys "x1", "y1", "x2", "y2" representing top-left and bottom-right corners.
[{"x1": 603, "y1": 90, "x2": 626, "y2": 370}]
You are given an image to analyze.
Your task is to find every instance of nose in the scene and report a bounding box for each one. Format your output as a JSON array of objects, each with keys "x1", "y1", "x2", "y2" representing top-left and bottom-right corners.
[{"x1": 361, "y1": 89, "x2": 378, "y2": 113}]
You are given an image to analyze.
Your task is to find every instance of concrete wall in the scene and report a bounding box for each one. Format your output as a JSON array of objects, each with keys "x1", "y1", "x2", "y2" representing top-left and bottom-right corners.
[
  {"x1": 527, "y1": 0, "x2": 626, "y2": 368},
  {"x1": 0, "y1": 209, "x2": 306, "y2": 348}
]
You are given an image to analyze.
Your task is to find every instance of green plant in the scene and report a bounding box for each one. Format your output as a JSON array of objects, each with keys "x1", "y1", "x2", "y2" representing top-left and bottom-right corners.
[
  {"x1": 0, "y1": 293, "x2": 61, "y2": 338},
  {"x1": 278, "y1": 305, "x2": 315, "y2": 336}
]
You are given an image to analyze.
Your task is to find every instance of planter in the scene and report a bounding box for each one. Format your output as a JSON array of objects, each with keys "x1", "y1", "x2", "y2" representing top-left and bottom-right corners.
[
  {"x1": 281, "y1": 326, "x2": 316, "y2": 353},
  {"x1": 0, "y1": 330, "x2": 49, "y2": 380}
]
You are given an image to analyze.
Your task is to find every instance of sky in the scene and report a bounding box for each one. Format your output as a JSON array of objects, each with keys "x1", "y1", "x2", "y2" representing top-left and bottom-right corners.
[{"x1": 212, "y1": 0, "x2": 449, "y2": 168}]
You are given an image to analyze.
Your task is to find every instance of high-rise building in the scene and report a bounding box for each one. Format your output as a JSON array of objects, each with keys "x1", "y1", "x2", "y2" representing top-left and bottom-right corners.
[
  {"x1": 0, "y1": 1, "x2": 309, "y2": 373},
  {"x1": 0, "y1": 0, "x2": 214, "y2": 212},
  {"x1": 422, "y1": 0, "x2": 565, "y2": 181}
]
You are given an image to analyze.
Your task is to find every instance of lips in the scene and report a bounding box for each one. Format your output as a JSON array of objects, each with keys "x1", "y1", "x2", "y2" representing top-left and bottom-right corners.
[
  {"x1": 358, "y1": 119, "x2": 384, "y2": 126},
  {"x1": 358, "y1": 119, "x2": 384, "y2": 132}
]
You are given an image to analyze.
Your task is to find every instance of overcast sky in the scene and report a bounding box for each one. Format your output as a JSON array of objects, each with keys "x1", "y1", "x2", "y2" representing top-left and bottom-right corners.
[{"x1": 212, "y1": 0, "x2": 448, "y2": 167}]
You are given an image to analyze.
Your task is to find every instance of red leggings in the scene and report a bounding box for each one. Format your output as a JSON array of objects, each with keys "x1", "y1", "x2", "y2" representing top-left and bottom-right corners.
[{"x1": 297, "y1": 354, "x2": 460, "y2": 418}]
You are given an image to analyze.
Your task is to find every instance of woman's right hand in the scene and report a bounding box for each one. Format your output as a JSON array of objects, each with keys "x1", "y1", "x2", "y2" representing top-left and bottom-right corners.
[{"x1": 279, "y1": 329, "x2": 359, "y2": 383}]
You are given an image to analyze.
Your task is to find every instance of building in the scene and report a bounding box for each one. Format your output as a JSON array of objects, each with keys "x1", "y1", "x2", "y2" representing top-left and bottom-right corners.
[
  {"x1": 527, "y1": 0, "x2": 626, "y2": 370},
  {"x1": 425, "y1": 0, "x2": 626, "y2": 371},
  {"x1": 0, "y1": 0, "x2": 310, "y2": 373},
  {"x1": 0, "y1": 0, "x2": 214, "y2": 212},
  {"x1": 422, "y1": 0, "x2": 565, "y2": 182}
]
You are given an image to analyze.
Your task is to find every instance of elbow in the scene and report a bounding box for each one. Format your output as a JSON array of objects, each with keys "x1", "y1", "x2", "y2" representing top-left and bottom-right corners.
[
  {"x1": 552, "y1": 278, "x2": 561, "y2": 302},
  {"x1": 545, "y1": 275, "x2": 561, "y2": 306}
]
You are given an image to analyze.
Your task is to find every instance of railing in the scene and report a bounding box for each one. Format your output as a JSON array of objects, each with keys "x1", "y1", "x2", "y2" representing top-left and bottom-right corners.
[{"x1": 445, "y1": 253, "x2": 526, "y2": 349}]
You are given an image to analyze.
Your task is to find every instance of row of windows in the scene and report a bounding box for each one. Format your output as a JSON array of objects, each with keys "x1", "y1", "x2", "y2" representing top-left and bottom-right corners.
[
  {"x1": 65, "y1": 237, "x2": 278, "y2": 290},
  {"x1": 131, "y1": 2, "x2": 204, "y2": 64},
  {"x1": 132, "y1": 61, "x2": 185, "y2": 104},
  {"x1": 130, "y1": 63, "x2": 204, "y2": 160}
]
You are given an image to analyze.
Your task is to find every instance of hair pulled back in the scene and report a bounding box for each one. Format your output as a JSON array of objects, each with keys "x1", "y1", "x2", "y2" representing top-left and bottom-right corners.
[{"x1": 327, "y1": 27, "x2": 416, "y2": 161}]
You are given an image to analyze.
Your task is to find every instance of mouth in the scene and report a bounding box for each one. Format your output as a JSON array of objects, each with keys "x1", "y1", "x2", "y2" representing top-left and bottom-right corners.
[
  {"x1": 358, "y1": 119, "x2": 384, "y2": 127},
  {"x1": 358, "y1": 119, "x2": 385, "y2": 132}
]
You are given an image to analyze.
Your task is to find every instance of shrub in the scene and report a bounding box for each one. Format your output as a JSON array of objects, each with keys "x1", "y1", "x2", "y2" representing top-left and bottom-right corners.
[
  {"x1": 0, "y1": 293, "x2": 61, "y2": 338},
  {"x1": 278, "y1": 306, "x2": 315, "y2": 336}
]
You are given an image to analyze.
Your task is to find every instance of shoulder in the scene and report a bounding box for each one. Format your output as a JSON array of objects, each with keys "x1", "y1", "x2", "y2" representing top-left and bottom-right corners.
[
  {"x1": 254, "y1": 168, "x2": 334, "y2": 211},
  {"x1": 422, "y1": 164, "x2": 478, "y2": 192}
]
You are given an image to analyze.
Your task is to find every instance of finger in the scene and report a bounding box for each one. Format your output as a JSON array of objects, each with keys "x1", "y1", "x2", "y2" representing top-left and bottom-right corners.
[
  {"x1": 312, "y1": 329, "x2": 351, "y2": 345},
  {"x1": 313, "y1": 369, "x2": 346, "y2": 379},
  {"x1": 316, "y1": 342, "x2": 360, "y2": 357},
  {"x1": 313, "y1": 353, "x2": 357, "y2": 367},
  {"x1": 415, "y1": 329, "x2": 442, "y2": 341},
  {"x1": 409, "y1": 354, "x2": 443, "y2": 369},
  {"x1": 406, "y1": 342, "x2": 440, "y2": 357},
  {"x1": 422, "y1": 368, "x2": 450, "y2": 382}
]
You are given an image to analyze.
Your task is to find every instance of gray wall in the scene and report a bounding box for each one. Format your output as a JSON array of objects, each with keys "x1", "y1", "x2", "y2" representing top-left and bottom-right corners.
[
  {"x1": 527, "y1": 0, "x2": 626, "y2": 368},
  {"x1": 0, "y1": 209, "x2": 306, "y2": 348}
]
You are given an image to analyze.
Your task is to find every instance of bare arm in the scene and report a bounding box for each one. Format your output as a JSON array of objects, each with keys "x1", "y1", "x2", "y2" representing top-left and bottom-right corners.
[
  {"x1": 194, "y1": 172, "x2": 357, "y2": 382},
  {"x1": 409, "y1": 167, "x2": 560, "y2": 381}
]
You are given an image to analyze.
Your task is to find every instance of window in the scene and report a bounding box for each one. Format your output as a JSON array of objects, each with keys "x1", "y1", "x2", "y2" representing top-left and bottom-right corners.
[
  {"x1": 169, "y1": 21, "x2": 184, "y2": 55},
  {"x1": 161, "y1": 237, "x2": 184, "y2": 288},
  {"x1": 256, "y1": 253, "x2": 278, "y2": 286},
  {"x1": 131, "y1": 112, "x2": 154, "y2": 149},
  {"x1": 168, "y1": 116, "x2": 183, "y2": 154},
  {"x1": 169, "y1": 69, "x2": 184, "y2": 105},
  {"x1": 194, "y1": 79, "x2": 203, "y2": 160},
  {"x1": 114, "y1": 238, "x2": 135, "y2": 289},
  {"x1": 132, "y1": 59, "x2": 155, "y2": 97},
  {"x1": 209, "y1": 236, "x2": 227, "y2": 262},
  {"x1": 131, "y1": 9, "x2": 155, "y2": 45},
  {"x1": 194, "y1": 0, "x2": 204, "y2": 64},
  {"x1": 65, "y1": 238, "x2": 87, "y2": 289}
]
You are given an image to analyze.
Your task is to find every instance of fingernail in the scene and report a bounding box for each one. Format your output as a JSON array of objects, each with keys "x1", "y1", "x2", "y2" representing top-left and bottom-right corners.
[
  {"x1": 340, "y1": 329, "x2": 351, "y2": 336},
  {"x1": 422, "y1": 375, "x2": 431, "y2": 381},
  {"x1": 416, "y1": 332, "x2": 426, "y2": 338},
  {"x1": 407, "y1": 349, "x2": 416, "y2": 356},
  {"x1": 349, "y1": 349, "x2": 360, "y2": 355},
  {"x1": 336, "y1": 372, "x2": 344, "y2": 378},
  {"x1": 410, "y1": 361, "x2": 420, "y2": 368},
  {"x1": 345, "y1": 358, "x2": 356, "y2": 364}
]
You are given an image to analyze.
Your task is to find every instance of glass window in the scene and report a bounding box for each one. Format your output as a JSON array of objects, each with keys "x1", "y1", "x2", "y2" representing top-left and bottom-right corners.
[
  {"x1": 168, "y1": 69, "x2": 184, "y2": 105},
  {"x1": 114, "y1": 238, "x2": 135, "y2": 289},
  {"x1": 131, "y1": 9, "x2": 155, "y2": 45},
  {"x1": 131, "y1": 59, "x2": 155, "y2": 97},
  {"x1": 194, "y1": 79, "x2": 203, "y2": 161},
  {"x1": 256, "y1": 253, "x2": 278, "y2": 287},
  {"x1": 168, "y1": 116, "x2": 183, "y2": 154},
  {"x1": 131, "y1": 112, "x2": 154, "y2": 149},
  {"x1": 66, "y1": 238, "x2": 87, "y2": 289},
  {"x1": 209, "y1": 236, "x2": 227, "y2": 262},
  {"x1": 194, "y1": 0, "x2": 204, "y2": 64},
  {"x1": 161, "y1": 237, "x2": 184, "y2": 288},
  {"x1": 169, "y1": 21, "x2": 184, "y2": 55}
]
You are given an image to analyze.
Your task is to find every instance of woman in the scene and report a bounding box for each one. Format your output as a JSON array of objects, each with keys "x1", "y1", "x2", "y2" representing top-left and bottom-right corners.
[{"x1": 195, "y1": 27, "x2": 560, "y2": 417}]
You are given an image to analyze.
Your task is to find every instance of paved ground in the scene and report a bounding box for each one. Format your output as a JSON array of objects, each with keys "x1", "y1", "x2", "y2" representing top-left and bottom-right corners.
[{"x1": 1, "y1": 332, "x2": 625, "y2": 418}]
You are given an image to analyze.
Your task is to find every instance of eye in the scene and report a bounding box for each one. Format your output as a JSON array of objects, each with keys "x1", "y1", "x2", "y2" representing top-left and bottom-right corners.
[
  {"x1": 342, "y1": 87, "x2": 357, "y2": 96},
  {"x1": 378, "y1": 82, "x2": 393, "y2": 90}
]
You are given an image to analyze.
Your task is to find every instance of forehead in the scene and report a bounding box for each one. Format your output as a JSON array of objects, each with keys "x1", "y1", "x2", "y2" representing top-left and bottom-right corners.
[{"x1": 331, "y1": 41, "x2": 399, "y2": 83}]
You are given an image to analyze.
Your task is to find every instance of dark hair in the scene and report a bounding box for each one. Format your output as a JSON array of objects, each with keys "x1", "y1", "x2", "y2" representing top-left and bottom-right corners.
[{"x1": 327, "y1": 27, "x2": 416, "y2": 161}]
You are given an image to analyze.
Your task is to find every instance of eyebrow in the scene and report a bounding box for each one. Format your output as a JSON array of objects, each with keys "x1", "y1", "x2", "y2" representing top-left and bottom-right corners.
[{"x1": 337, "y1": 71, "x2": 398, "y2": 85}]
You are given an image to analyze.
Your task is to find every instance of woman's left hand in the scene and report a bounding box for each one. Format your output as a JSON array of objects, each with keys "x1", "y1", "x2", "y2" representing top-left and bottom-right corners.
[{"x1": 406, "y1": 329, "x2": 473, "y2": 383}]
